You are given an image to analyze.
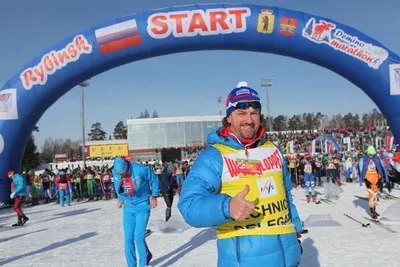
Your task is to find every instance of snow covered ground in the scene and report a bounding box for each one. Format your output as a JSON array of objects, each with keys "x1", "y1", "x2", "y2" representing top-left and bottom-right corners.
[{"x1": 1, "y1": 183, "x2": 400, "y2": 267}]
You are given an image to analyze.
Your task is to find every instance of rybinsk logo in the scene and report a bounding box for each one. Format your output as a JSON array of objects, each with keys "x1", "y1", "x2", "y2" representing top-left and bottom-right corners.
[
  {"x1": 147, "y1": 7, "x2": 251, "y2": 39},
  {"x1": 20, "y1": 35, "x2": 92, "y2": 90}
]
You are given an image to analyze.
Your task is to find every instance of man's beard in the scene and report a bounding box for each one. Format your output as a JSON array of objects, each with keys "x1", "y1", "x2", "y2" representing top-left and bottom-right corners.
[{"x1": 239, "y1": 124, "x2": 257, "y2": 139}]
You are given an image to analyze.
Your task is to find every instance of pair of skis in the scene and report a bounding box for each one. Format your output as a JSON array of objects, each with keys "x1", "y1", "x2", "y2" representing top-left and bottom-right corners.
[
  {"x1": 320, "y1": 198, "x2": 335, "y2": 204},
  {"x1": 343, "y1": 214, "x2": 397, "y2": 233},
  {"x1": 355, "y1": 194, "x2": 400, "y2": 201},
  {"x1": 302, "y1": 198, "x2": 334, "y2": 205},
  {"x1": 382, "y1": 194, "x2": 400, "y2": 200},
  {"x1": 343, "y1": 213, "x2": 370, "y2": 227}
]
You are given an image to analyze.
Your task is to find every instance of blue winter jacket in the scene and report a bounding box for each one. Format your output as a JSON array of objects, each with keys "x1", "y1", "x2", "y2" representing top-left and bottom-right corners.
[
  {"x1": 159, "y1": 168, "x2": 174, "y2": 192},
  {"x1": 359, "y1": 155, "x2": 389, "y2": 185},
  {"x1": 178, "y1": 129, "x2": 302, "y2": 267},
  {"x1": 12, "y1": 174, "x2": 27, "y2": 197},
  {"x1": 112, "y1": 159, "x2": 159, "y2": 209}
]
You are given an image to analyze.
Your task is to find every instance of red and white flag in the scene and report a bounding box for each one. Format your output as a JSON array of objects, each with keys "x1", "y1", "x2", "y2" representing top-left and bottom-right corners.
[{"x1": 95, "y1": 19, "x2": 142, "y2": 54}]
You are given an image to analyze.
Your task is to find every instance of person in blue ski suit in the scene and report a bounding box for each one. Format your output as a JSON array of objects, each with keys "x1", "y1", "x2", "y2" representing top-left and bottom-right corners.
[
  {"x1": 112, "y1": 157, "x2": 159, "y2": 267},
  {"x1": 343, "y1": 152, "x2": 355, "y2": 183},
  {"x1": 175, "y1": 166, "x2": 184, "y2": 196},
  {"x1": 178, "y1": 82, "x2": 303, "y2": 267},
  {"x1": 302, "y1": 152, "x2": 316, "y2": 203}
]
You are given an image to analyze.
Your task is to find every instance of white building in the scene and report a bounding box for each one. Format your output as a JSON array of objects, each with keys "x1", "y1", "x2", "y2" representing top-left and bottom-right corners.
[{"x1": 126, "y1": 115, "x2": 224, "y2": 161}]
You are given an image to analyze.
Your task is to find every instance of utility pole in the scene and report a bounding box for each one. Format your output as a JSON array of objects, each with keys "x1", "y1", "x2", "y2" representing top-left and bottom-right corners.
[
  {"x1": 261, "y1": 77, "x2": 274, "y2": 132},
  {"x1": 79, "y1": 81, "x2": 90, "y2": 168},
  {"x1": 217, "y1": 96, "x2": 222, "y2": 116}
]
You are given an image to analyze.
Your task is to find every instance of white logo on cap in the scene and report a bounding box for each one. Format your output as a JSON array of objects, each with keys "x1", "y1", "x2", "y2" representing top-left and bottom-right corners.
[{"x1": 236, "y1": 89, "x2": 250, "y2": 96}]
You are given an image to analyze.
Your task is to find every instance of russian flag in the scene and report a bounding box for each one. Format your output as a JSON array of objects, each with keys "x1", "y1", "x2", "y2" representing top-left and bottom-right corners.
[{"x1": 95, "y1": 19, "x2": 142, "y2": 54}]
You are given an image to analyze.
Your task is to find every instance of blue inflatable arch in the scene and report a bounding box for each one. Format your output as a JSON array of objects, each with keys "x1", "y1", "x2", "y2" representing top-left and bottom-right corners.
[{"x1": 0, "y1": 3, "x2": 399, "y2": 203}]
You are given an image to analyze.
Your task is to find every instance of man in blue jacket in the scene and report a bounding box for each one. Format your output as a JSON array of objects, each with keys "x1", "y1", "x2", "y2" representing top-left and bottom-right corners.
[
  {"x1": 8, "y1": 170, "x2": 29, "y2": 226},
  {"x1": 112, "y1": 156, "x2": 159, "y2": 267},
  {"x1": 178, "y1": 82, "x2": 303, "y2": 267}
]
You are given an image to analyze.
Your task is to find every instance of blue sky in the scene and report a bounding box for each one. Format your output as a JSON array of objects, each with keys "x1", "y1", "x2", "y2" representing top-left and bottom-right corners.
[{"x1": 1, "y1": 0, "x2": 399, "y2": 150}]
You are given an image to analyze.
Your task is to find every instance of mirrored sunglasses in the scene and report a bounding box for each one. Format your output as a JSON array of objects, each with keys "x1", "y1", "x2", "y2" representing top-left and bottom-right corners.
[{"x1": 234, "y1": 101, "x2": 261, "y2": 110}]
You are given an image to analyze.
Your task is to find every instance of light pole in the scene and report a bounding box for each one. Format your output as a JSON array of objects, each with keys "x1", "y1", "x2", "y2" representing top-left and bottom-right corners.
[
  {"x1": 79, "y1": 80, "x2": 90, "y2": 168},
  {"x1": 261, "y1": 77, "x2": 274, "y2": 132}
]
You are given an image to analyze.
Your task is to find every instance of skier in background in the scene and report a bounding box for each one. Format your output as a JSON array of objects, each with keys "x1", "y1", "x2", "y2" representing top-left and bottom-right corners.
[
  {"x1": 8, "y1": 170, "x2": 29, "y2": 226},
  {"x1": 359, "y1": 146, "x2": 390, "y2": 219},
  {"x1": 175, "y1": 165, "x2": 184, "y2": 196},
  {"x1": 302, "y1": 152, "x2": 316, "y2": 203},
  {"x1": 160, "y1": 164, "x2": 176, "y2": 222},
  {"x1": 55, "y1": 169, "x2": 72, "y2": 207}
]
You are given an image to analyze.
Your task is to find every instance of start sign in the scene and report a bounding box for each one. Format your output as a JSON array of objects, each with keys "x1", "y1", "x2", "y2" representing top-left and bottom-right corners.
[{"x1": 147, "y1": 7, "x2": 251, "y2": 39}]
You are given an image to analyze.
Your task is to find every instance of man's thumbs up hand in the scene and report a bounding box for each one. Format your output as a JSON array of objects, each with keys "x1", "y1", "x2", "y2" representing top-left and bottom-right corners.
[{"x1": 229, "y1": 185, "x2": 255, "y2": 222}]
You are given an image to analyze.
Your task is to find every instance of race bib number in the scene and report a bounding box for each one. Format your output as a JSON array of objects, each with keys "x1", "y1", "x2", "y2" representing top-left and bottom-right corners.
[
  {"x1": 368, "y1": 160, "x2": 376, "y2": 172},
  {"x1": 328, "y1": 162, "x2": 335, "y2": 169},
  {"x1": 304, "y1": 163, "x2": 312, "y2": 173},
  {"x1": 315, "y1": 162, "x2": 322, "y2": 168},
  {"x1": 59, "y1": 183, "x2": 68, "y2": 190},
  {"x1": 121, "y1": 179, "x2": 132, "y2": 194}
]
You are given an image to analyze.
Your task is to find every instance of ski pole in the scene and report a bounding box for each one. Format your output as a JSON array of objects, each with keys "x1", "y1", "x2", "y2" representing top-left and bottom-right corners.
[
  {"x1": 343, "y1": 213, "x2": 370, "y2": 227},
  {"x1": 301, "y1": 221, "x2": 309, "y2": 234}
]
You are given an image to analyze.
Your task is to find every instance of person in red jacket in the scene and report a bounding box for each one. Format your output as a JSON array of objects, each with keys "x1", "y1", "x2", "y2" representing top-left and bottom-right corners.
[{"x1": 56, "y1": 169, "x2": 72, "y2": 207}]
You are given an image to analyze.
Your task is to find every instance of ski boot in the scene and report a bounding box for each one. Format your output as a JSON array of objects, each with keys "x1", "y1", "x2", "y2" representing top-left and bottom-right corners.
[
  {"x1": 12, "y1": 216, "x2": 22, "y2": 227},
  {"x1": 312, "y1": 195, "x2": 317, "y2": 203},
  {"x1": 20, "y1": 215, "x2": 29, "y2": 226},
  {"x1": 370, "y1": 207, "x2": 379, "y2": 219},
  {"x1": 165, "y1": 208, "x2": 171, "y2": 222},
  {"x1": 306, "y1": 196, "x2": 310, "y2": 203}
]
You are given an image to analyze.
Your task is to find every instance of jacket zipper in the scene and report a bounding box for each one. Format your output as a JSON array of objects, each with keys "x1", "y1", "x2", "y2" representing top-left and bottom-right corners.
[
  {"x1": 236, "y1": 236, "x2": 240, "y2": 266},
  {"x1": 278, "y1": 235, "x2": 286, "y2": 267}
]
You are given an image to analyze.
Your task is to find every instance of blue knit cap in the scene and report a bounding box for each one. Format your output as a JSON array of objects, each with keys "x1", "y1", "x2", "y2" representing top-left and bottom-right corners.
[{"x1": 225, "y1": 82, "x2": 262, "y2": 116}]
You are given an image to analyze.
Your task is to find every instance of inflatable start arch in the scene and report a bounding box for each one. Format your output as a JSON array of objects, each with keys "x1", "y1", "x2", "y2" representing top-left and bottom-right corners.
[{"x1": 0, "y1": 3, "x2": 399, "y2": 204}]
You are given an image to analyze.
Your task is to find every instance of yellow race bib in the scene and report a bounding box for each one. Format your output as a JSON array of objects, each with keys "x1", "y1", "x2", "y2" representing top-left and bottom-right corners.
[
  {"x1": 213, "y1": 142, "x2": 295, "y2": 240},
  {"x1": 304, "y1": 162, "x2": 312, "y2": 173}
]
